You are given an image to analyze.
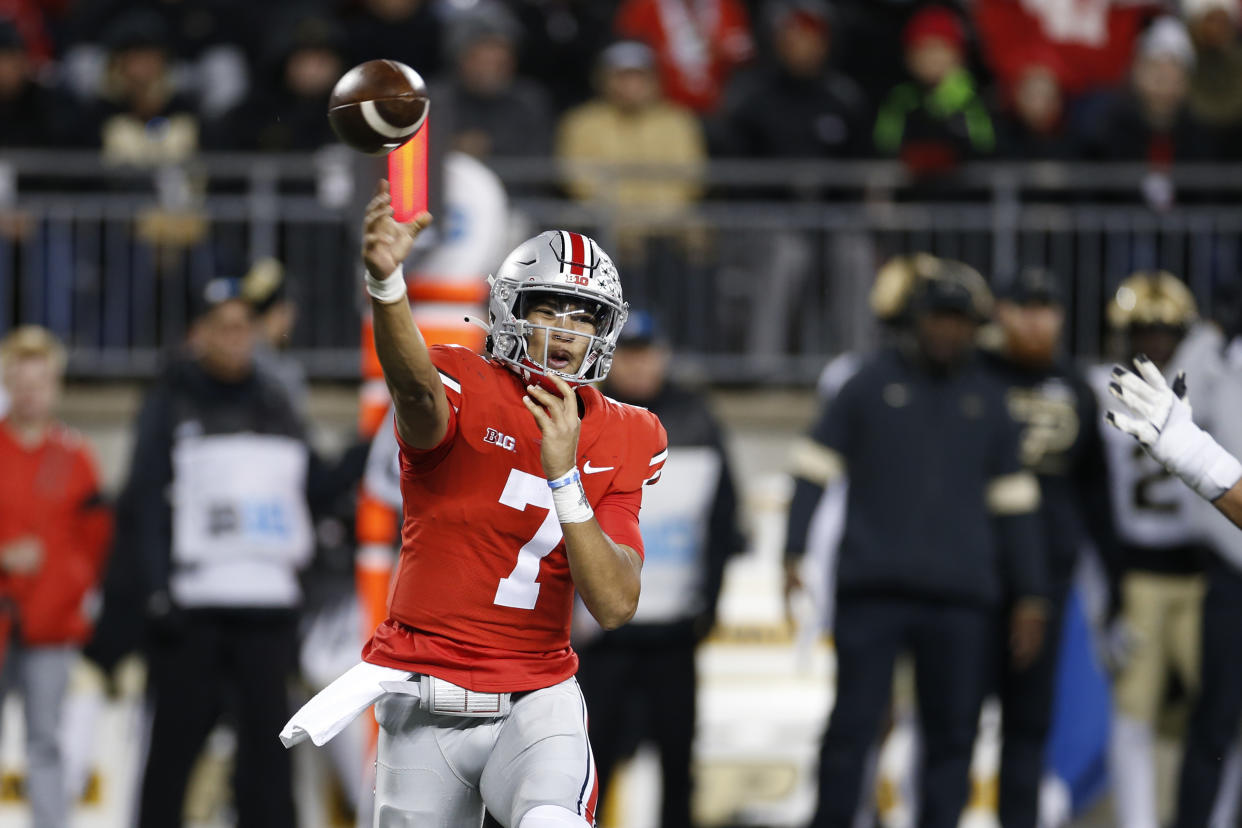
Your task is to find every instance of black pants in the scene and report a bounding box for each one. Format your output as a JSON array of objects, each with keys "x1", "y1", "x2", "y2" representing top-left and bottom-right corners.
[
  {"x1": 996, "y1": 585, "x2": 1068, "y2": 828},
  {"x1": 811, "y1": 596, "x2": 991, "y2": 828},
  {"x1": 1174, "y1": 562, "x2": 1242, "y2": 828},
  {"x1": 576, "y1": 637, "x2": 696, "y2": 828},
  {"x1": 138, "y1": 608, "x2": 298, "y2": 828}
]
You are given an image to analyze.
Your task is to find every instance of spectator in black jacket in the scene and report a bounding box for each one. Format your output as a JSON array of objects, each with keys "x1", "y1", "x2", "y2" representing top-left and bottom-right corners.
[
  {"x1": 0, "y1": 21, "x2": 70, "y2": 148},
  {"x1": 576, "y1": 311, "x2": 744, "y2": 828},
  {"x1": 79, "y1": 10, "x2": 201, "y2": 164},
  {"x1": 93, "y1": 278, "x2": 365, "y2": 828},
  {"x1": 715, "y1": 0, "x2": 868, "y2": 159},
  {"x1": 993, "y1": 55, "x2": 1080, "y2": 160},
  {"x1": 510, "y1": 0, "x2": 617, "y2": 113},
  {"x1": 982, "y1": 267, "x2": 1121, "y2": 828},
  {"x1": 205, "y1": 15, "x2": 347, "y2": 152},
  {"x1": 432, "y1": 0, "x2": 553, "y2": 162},
  {"x1": 1089, "y1": 16, "x2": 1213, "y2": 209},
  {"x1": 785, "y1": 259, "x2": 1047, "y2": 828},
  {"x1": 342, "y1": 0, "x2": 443, "y2": 82}
]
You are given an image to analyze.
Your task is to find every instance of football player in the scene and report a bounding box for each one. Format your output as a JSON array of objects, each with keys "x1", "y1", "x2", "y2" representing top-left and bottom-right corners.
[
  {"x1": 1106, "y1": 359, "x2": 1242, "y2": 529},
  {"x1": 1106, "y1": 287, "x2": 1242, "y2": 827},
  {"x1": 283, "y1": 181, "x2": 667, "y2": 828},
  {"x1": 1088, "y1": 271, "x2": 1214, "y2": 828}
]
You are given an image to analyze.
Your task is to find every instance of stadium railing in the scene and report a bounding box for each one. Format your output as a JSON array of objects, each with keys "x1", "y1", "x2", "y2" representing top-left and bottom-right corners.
[{"x1": 3, "y1": 150, "x2": 1240, "y2": 385}]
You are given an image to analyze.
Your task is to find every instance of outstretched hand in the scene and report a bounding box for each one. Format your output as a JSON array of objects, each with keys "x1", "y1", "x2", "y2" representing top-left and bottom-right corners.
[
  {"x1": 523, "y1": 374, "x2": 581, "y2": 480},
  {"x1": 362, "y1": 179, "x2": 432, "y2": 281},
  {"x1": 1105, "y1": 354, "x2": 1242, "y2": 504},
  {"x1": 1105, "y1": 354, "x2": 1186, "y2": 450}
]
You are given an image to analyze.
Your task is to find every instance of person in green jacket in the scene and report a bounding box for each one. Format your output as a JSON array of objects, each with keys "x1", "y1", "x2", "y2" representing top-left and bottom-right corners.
[{"x1": 874, "y1": 5, "x2": 994, "y2": 174}]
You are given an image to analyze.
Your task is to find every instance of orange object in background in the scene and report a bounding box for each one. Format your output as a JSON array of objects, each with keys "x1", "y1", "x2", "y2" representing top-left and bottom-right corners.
[{"x1": 388, "y1": 126, "x2": 428, "y2": 221}]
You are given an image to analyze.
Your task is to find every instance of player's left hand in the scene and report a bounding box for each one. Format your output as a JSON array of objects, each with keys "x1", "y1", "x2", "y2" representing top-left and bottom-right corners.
[
  {"x1": 524, "y1": 375, "x2": 580, "y2": 479},
  {"x1": 1105, "y1": 354, "x2": 1186, "y2": 457},
  {"x1": 1106, "y1": 356, "x2": 1242, "y2": 502}
]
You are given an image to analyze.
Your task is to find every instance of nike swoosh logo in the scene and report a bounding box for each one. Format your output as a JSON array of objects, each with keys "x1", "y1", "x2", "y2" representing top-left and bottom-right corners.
[{"x1": 583, "y1": 461, "x2": 614, "y2": 474}]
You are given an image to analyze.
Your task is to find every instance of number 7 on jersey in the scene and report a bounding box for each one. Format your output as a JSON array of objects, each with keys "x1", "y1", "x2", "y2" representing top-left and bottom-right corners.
[{"x1": 493, "y1": 469, "x2": 564, "y2": 609}]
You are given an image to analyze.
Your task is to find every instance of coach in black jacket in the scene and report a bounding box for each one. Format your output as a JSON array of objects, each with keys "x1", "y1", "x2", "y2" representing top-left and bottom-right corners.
[
  {"x1": 786, "y1": 260, "x2": 1048, "y2": 828},
  {"x1": 982, "y1": 268, "x2": 1120, "y2": 828}
]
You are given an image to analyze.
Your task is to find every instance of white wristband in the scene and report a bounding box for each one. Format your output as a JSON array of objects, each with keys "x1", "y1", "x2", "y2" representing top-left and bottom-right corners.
[
  {"x1": 1166, "y1": 428, "x2": 1242, "y2": 502},
  {"x1": 366, "y1": 264, "x2": 408, "y2": 304},
  {"x1": 548, "y1": 468, "x2": 594, "y2": 524}
]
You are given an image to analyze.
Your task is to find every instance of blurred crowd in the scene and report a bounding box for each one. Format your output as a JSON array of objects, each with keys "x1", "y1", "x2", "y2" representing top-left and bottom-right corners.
[{"x1": 3, "y1": 0, "x2": 1242, "y2": 174}]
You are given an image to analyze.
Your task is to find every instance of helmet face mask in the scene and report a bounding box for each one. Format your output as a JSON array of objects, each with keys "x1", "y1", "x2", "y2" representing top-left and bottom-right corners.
[{"x1": 487, "y1": 231, "x2": 628, "y2": 386}]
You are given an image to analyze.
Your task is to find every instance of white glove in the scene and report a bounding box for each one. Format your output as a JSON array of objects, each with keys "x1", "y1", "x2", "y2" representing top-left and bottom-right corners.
[{"x1": 1105, "y1": 354, "x2": 1242, "y2": 502}]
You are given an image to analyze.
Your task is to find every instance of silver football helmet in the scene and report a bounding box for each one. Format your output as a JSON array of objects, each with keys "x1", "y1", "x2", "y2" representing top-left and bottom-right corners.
[{"x1": 487, "y1": 230, "x2": 628, "y2": 385}]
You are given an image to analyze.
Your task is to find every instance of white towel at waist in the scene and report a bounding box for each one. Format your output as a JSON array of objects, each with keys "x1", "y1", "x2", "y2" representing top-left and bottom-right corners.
[{"x1": 280, "y1": 660, "x2": 416, "y2": 748}]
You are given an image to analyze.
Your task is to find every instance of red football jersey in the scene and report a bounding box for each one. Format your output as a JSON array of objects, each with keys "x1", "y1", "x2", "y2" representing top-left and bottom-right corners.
[{"x1": 363, "y1": 346, "x2": 668, "y2": 692}]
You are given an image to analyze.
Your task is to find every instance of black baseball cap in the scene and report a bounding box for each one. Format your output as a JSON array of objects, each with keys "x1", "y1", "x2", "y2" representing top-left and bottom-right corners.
[
  {"x1": 1000, "y1": 266, "x2": 1063, "y2": 306},
  {"x1": 193, "y1": 277, "x2": 250, "y2": 320},
  {"x1": 913, "y1": 278, "x2": 976, "y2": 315}
]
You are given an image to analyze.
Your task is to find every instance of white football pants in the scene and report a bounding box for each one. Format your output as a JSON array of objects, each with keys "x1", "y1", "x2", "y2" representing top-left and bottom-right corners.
[{"x1": 373, "y1": 677, "x2": 597, "y2": 828}]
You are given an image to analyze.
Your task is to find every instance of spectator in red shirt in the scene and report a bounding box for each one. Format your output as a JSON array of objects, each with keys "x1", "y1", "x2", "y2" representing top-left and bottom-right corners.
[
  {"x1": 614, "y1": 0, "x2": 754, "y2": 113},
  {"x1": 0, "y1": 326, "x2": 111, "y2": 828}
]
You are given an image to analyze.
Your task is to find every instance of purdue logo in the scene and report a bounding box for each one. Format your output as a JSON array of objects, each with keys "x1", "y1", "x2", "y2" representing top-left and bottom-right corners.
[{"x1": 485, "y1": 428, "x2": 516, "y2": 451}]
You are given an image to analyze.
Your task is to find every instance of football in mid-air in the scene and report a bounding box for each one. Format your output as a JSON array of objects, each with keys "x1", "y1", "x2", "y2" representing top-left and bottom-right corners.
[{"x1": 328, "y1": 59, "x2": 429, "y2": 155}]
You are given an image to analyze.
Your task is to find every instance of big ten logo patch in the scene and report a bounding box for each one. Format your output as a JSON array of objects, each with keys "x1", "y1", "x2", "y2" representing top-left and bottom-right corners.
[
  {"x1": 208, "y1": 501, "x2": 293, "y2": 539},
  {"x1": 484, "y1": 428, "x2": 516, "y2": 451},
  {"x1": 568, "y1": 274, "x2": 590, "y2": 287}
]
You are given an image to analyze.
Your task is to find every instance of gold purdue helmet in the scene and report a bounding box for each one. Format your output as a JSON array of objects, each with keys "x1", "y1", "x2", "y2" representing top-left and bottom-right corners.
[
  {"x1": 870, "y1": 253, "x2": 948, "y2": 322},
  {"x1": 1107, "y1": 271, "x2": 1198, "y2": 330},
  {"x1": 906, "y1": 256, "x2": 993, "y2": 321}
]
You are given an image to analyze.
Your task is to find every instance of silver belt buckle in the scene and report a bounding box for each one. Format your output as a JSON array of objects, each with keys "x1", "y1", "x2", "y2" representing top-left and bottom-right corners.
[{"x1": 420, "y1": 675, "x2": 511, "y2": 718}]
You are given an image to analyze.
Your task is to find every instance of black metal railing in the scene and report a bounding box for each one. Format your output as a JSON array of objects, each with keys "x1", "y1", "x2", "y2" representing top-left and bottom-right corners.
[{"x1": 2, "y1": 151, "x2": 1239, "y2": 384}]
